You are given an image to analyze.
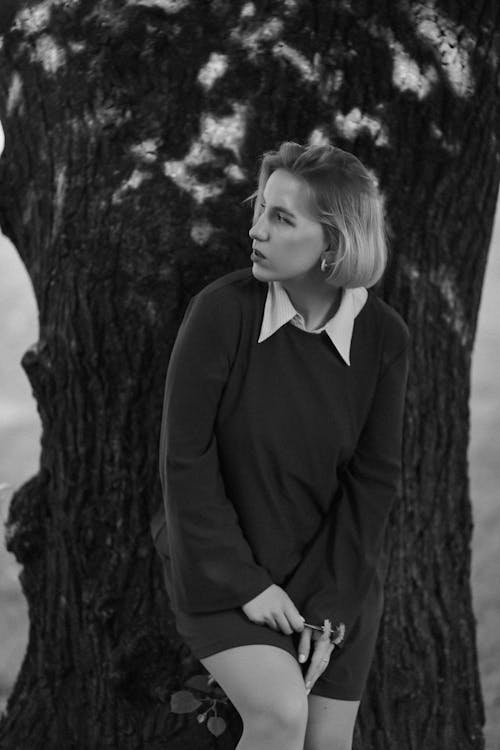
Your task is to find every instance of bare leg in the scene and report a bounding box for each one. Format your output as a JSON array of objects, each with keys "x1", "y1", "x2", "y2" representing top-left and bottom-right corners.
[
  {"x1": 200, "y1": 644, "x2": 308, "y2": 750},
  {"x1": 304, "y1": 695, "x2": 360, "y2": 750}
]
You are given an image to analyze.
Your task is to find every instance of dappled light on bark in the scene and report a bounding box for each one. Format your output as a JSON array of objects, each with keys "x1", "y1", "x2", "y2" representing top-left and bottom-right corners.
[{"x1": 0, "y1": 0, "x2": 499, "y2": 747}]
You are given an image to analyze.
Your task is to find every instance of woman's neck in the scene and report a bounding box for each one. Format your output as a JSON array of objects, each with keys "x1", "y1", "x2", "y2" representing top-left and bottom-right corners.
[{"x1": 279, "y1": 272, "x2": 343, "y2": 330}]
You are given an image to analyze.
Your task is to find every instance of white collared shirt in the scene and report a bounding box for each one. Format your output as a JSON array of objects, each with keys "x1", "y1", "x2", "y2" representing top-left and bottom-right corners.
[{"x1": 257, "y1": 280, "x2": 368, "y2": 366}]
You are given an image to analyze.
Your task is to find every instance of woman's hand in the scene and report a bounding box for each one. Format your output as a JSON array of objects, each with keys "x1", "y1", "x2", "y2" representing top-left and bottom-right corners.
[
  {"x1": 241, "y1": 584, "x2": 306, "y2": 635},
  {"x1": 297, "y1": 623, "x2": 335, "y2": 695}
]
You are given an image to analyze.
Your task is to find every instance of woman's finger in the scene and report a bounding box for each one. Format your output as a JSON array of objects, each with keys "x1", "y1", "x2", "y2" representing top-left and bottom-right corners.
[
  {"x1": 304, "y1": 644, "x2": 334, "y2": 694},
  {"x1": 265, "y1": 614, "x2": 279, "y2": 631},
  {"x1": 297, "y1": 626, "x2": 311, "y2": 664},
  {"x1": 274, "y1": 611, "x2": 293, "y2": 635}
]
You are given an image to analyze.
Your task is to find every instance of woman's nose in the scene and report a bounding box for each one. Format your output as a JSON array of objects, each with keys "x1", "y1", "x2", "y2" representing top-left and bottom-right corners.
[{"x1": 249, "y1": 214, "x2": 266, "y2": 239}]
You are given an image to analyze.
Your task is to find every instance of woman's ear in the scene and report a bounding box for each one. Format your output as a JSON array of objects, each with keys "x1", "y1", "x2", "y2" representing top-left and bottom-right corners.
[{"x1": 320, "y1": 250, "x2": 337, "y2": 273}]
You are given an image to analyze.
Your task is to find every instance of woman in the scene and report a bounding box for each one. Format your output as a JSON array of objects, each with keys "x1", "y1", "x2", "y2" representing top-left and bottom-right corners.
[{"x1": 150, "y1": 141, "x2": 410, "y2": 750}]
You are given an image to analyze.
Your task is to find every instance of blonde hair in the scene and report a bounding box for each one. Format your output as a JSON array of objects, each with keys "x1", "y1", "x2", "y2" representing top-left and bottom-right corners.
[{"x1": 243, "y1": 141, "x2": 389, "y2": 288}]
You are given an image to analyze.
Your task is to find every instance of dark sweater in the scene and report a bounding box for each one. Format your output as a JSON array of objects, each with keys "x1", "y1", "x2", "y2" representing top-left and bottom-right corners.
[{"x1": 150, "y1": 267, "x2": 410, "y2": 638}]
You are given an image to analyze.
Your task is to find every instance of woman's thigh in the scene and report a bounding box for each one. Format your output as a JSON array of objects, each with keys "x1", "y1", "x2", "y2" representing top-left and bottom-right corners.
[
  {"x1": 200, "y1": 644, "x2": 308, "y2": 729},
  {"x1": 304, "y1": 695, "x2": 360, "y2": 750}
]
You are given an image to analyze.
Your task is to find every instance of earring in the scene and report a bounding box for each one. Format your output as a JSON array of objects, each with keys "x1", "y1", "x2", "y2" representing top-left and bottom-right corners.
[{"x1": 320, "y1": 250, "x2": 336, "y2": 273}]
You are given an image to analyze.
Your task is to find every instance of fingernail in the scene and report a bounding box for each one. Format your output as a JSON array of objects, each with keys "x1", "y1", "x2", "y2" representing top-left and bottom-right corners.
[
  {"x1": 306, "y1": 688, "x2": 311, "y2": 695},
  {"x1": 305, "y1": 681, "x2": 311, "y2": 688},
  {"x1": 299, "y1": 654, "x2": 306, "y2": 663},
  {"x1": 300, "y1": 616, "x2": 305, "y2": 621}
]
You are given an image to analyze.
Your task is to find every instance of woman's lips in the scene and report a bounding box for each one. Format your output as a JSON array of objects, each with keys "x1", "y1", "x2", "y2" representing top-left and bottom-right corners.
[{"x1": 251, "y1": 248, "x2": 266, "y2": 260}]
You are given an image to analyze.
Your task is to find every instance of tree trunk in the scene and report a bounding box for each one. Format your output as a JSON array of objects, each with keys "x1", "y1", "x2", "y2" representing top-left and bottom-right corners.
[{"x1": 0, "y1": 1, "x2": 497, "y2": 748}]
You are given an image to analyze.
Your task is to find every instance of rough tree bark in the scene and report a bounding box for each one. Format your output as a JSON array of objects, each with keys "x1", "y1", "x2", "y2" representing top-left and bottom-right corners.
[{"x1": 0, "y1": 1, "x2": 498, "y2": 748}]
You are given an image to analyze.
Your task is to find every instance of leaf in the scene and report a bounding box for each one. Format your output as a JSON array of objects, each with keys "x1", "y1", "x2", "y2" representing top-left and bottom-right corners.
[
  {"x1": 170, "y1": 690, "x2": 202, "y2": 713},
  {"x1": 207, "y1": 716, "x2": 227, "y2": 737},
  {"x1": 184, "y1": 673, "x2": 212, "y2": 693},
  {"x1": 212, "y1": 687, "x2": 227, "y2": 699}
]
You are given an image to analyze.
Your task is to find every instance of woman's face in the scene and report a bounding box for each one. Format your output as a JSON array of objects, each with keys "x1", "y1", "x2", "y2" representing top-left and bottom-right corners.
[{"x1": 248, "y1": 168, "x2": 328, "y2": 282}]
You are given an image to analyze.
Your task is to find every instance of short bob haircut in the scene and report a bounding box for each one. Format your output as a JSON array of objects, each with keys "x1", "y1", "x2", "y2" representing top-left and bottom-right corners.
[{"x1": 243, "y1": 141, "x2": 389, "y2": 289}]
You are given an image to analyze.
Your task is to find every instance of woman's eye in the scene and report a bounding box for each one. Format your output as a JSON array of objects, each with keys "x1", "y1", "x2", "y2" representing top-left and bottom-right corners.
[{"x1": 259, "y1": 202, "x2": 289, "y2": 224}]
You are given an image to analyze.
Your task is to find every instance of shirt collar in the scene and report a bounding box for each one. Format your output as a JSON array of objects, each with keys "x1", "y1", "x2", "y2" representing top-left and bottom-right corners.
[{"x1": 257, "y1": 280, "x2": 368, "y2": 366}]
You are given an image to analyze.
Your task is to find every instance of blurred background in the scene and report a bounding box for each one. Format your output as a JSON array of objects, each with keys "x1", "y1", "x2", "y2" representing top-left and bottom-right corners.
[{"x1": 1, "y1": 202, "x2": 499, "y2": 746}]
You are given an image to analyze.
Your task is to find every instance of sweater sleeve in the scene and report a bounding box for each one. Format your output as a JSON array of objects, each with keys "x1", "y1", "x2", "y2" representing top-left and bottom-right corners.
[
  {"x1": 284, "y1": 321, "x2": 410, "y2": 641},
  {"x1": 155, "y1": 288, "x2": 274, "y2": 614}
]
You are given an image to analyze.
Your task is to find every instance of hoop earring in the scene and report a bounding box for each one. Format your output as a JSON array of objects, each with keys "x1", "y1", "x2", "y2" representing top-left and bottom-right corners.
[{"x1": 320, "y1": 250, "x2": 336, "y2": 273}]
